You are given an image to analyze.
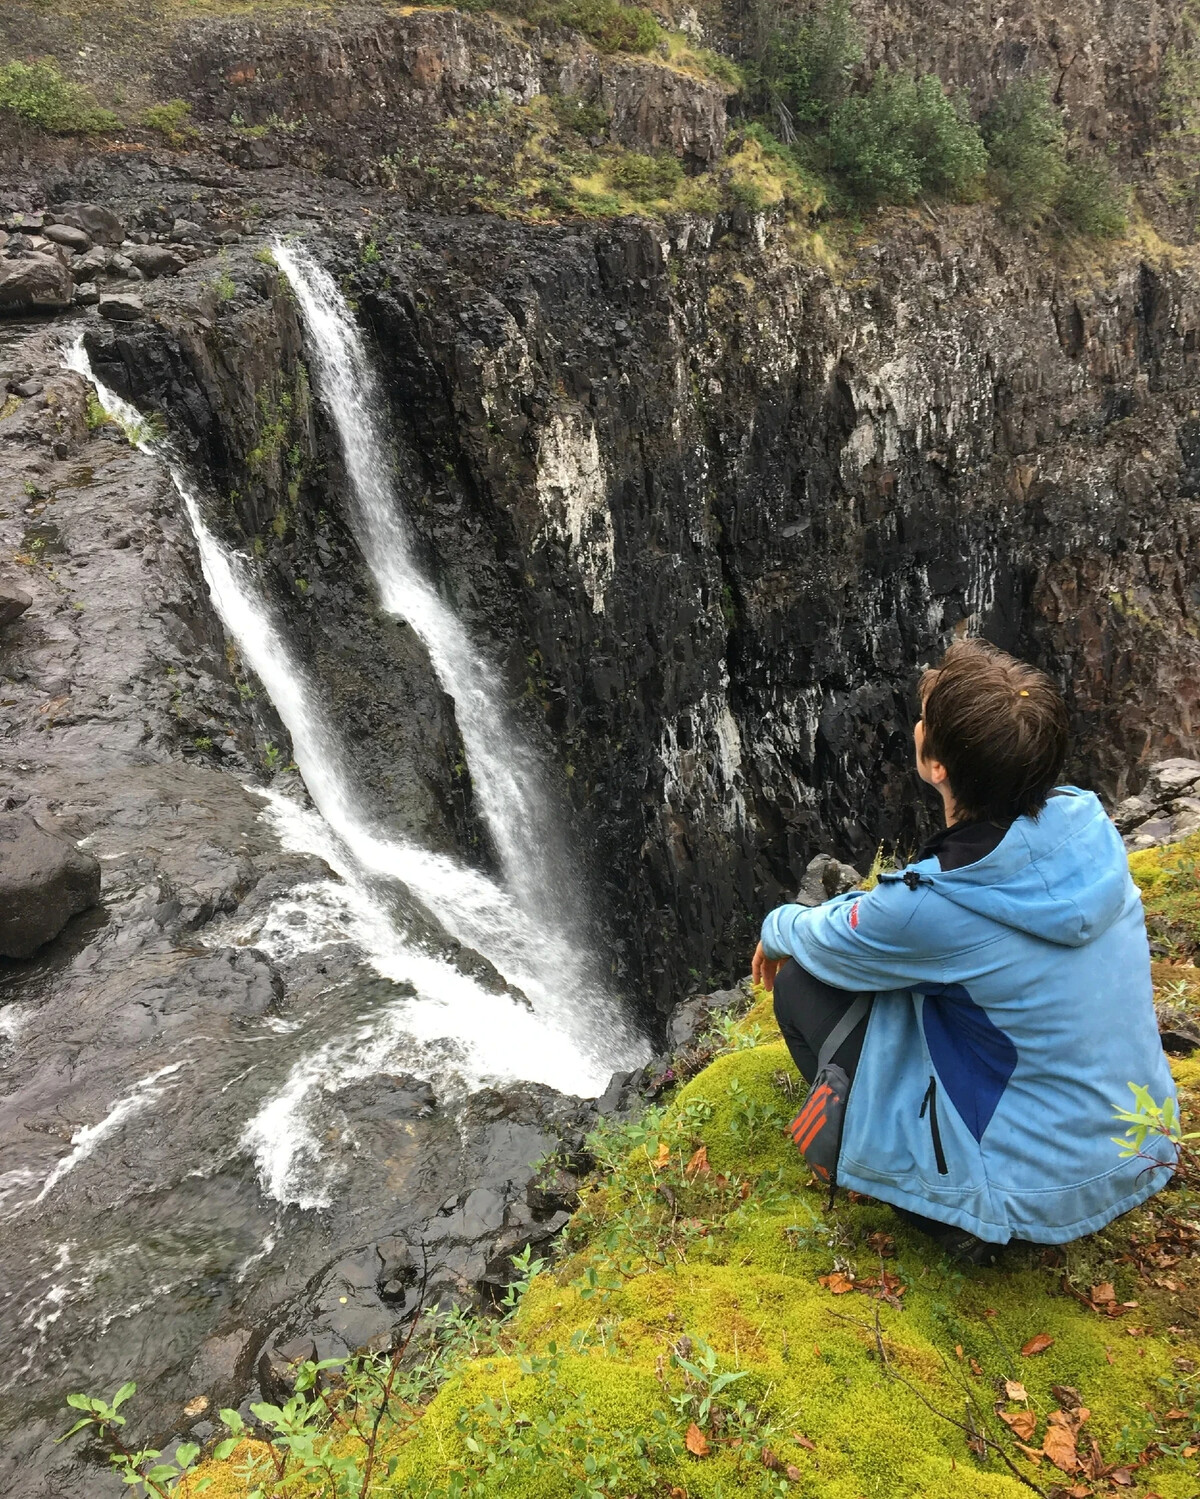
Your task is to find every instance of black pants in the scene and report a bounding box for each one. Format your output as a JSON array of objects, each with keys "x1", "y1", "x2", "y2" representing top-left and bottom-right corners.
[{"x1": 772, "y1": 960, "x2": 872, "y2": 1085}]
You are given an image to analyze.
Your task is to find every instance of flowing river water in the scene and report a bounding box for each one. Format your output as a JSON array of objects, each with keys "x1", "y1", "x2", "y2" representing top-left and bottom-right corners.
[{"x1": 0, "y1": 257, "x2": 647, "y2": 1495}]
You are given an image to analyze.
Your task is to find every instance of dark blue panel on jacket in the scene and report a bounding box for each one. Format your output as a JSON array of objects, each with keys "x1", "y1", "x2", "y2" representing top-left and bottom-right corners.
[{"x1": 918, "y1": 983, "x2": 1018, "y2": 1143}]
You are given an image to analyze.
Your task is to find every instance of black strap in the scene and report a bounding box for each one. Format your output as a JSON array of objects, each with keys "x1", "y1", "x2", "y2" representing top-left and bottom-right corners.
[{"x1": 815, "y1": 995, "x2": 871, "y2": 1074}]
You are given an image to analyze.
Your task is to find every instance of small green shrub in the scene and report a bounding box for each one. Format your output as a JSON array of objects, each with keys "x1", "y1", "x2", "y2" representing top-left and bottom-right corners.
[
  {"x1": 1159, "y1": 0, "x2": 1200, "y2": 219},
  {"x1": 0, "y1": 59, "x2": 118, "y2": 134},
  {"x1": 982, "y1": 77, "x2": 1127, "y2": 236},
  {"x1": 141, "y1": 98, "x2": 196, "y2": 144},
  {"x1": 693, "y1": 48, "x2": 745, "y2": 89},
  {"x1": 726, "y1": 177, "x2": 769, "y2": 212},
  {"x1": 1055, "y1": 152, "x2": 1129, "y2": 237},
  {"x1": 745, "y1": 0, "x2": 862, "y2": 131},
  {"x1": 608, "y1": 151, "x2": 684, "y2": 202},
  {"x1": 824, "y1": 69, "x2": 986, "y2": 208},
  {"x1": 550, "y1": 92, "x2": 610, "y2": 137},
  {"x1": 981, "y1": 77, "x2": 1067, "y2": 224},
  {"x1": 496, "y1": 0, "x2": 661, "y2": 53}
]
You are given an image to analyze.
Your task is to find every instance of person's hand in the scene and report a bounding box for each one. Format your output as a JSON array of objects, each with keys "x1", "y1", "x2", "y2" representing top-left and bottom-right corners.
[{"x1": 751, "y1": 941, "x2": 787, "y2": 993}]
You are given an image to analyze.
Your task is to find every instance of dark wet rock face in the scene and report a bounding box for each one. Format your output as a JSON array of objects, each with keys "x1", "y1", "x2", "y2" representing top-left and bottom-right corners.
[{"x1": 0, "y1": 813, "x2": 100, "y2": 958}]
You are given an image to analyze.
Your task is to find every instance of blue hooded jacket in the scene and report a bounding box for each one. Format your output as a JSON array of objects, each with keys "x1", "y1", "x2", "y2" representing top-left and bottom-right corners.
[{"x1": 760, "y1": 789, "x2": 1177, "y2": 1244}]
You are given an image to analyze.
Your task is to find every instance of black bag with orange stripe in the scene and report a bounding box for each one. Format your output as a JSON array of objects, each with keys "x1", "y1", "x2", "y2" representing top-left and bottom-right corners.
[{"x1": 787, "y1": 995, "x2": 871, "y2": 1186}]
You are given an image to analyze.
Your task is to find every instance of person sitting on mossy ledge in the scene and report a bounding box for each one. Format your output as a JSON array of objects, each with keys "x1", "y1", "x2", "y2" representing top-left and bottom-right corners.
[{"x1": 752, "y1": 638, "x2": 1178, "y2": 1265}]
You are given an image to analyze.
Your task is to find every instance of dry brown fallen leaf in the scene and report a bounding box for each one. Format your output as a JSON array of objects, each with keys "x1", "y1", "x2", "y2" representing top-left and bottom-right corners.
[
  {"x1": 999, "y1": 1410, "x2": 1037, "y2": 1441},
  {"x1": 793, "y1": 1434, "x2": 816, "y2": 1451},
  {"x1": 685, "y1": 1422, "x2": 709, "y2": 1457},
  {"x1": 1091, "y1": 1281, "x2": 1117, "y2": 1304},
  {"x1": 1164, "y1": 1408, "x2": 1190, "y2": 1420},
  {"x1": 867, "y1": 1231, "x2": 895, "y2": 1256},
  {"x1": 1021, "y1": 1333, "x2": 1055, "y2": 1357},
  {"x1": 818, "y1": 1271, "x2": 855, "y2": 1294},
  {"x1": 1108, "y1": 1467, "x2": 1135, "y2": 1486},
  {"x1": 1042, "y1": 1420, "x2": 1078, "y2": 1474},
  {"x1": 1013, "y1": 1441, "x2": 1043, "y2": 1465},
  {"x1": 651, "y1": 1142, "x2": 671, "y2": 1170},
  {"x1": 955, "y1": 1343, "x2": 964, "y2": 1360},
  {"x1": 1004, "y1": 1379, "x2": 1029, "y2": 1402},
  {"x1": 785, "y1": 1466, "x2": 803, "y2": 1482},
  {"x1": 684, "y1": 1145, "x2": 709, "y2": 1180}
]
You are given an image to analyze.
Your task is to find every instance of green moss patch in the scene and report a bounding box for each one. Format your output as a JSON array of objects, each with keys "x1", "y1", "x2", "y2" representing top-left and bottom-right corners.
[
  {"x1": 355, "y1": 1019, "x2": 1200, "y2": 1497},
  {"x1": 1131, "y1": 832, "x2": 1200, "y2": 956}
]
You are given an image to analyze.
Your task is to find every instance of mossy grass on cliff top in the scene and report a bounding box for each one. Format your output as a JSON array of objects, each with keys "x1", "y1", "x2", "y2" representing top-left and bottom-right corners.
[
  {"x1": 1131, "y1": 830, "x2": 1200, "y2": 957},
  {"x1": 179, "y1": 890, "x2": 1200, "y2": 1498}
]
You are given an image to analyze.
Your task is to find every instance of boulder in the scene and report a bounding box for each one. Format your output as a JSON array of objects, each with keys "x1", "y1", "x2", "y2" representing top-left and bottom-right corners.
[
  {"x1": 1155, "y1": 997, "x2": 1200, "y2": 1054},
  {"x1": 1113, "y1": 794, "x2": 1153, "y2": 833},
  {"x1": 50, "y1": 202, "x2": 124, "y2": 245},
  {"x1": 170, "y1": 218, "x2": 205, "y2": 242},
  {"x1": 73, "y1": 282, "x2": 100, "y2": 306},
  {"x1": 5, "y1": 211, "x2": 44, "y2": 232},
  {"x1": 667, "y1": 981, "x2": 746, "y2": 1049},
  {"x1": 795, "y1": 852, "x2": 862, "y2": 907},
  {"x1": 43, "y1": 223, "x2": 91, "y2": 253},
  {"x1": 0, "y1": 255, "x2": 73, "y2": 312},
  {"x1": 122, "y1": 243, "x2": 185, "y2": 278},
  {"x1": 98, "y1": 293, "x2": 145, "y2": 322},
  {"x1": 74, "y1": 245, "x2": 108, "y2": 277},
  {"x1": 1147, "y1": 758, "x2": 1200, "y2": 801},
  {"x1": 0, "y1": 813, "x2": 101, "y2": 958},
  {"x1": 0, "y1": 578, "x2": 32, "y2": 627},
  {"x1": 186, "y1": 1327, "x2": 259, "y2": 1408}
]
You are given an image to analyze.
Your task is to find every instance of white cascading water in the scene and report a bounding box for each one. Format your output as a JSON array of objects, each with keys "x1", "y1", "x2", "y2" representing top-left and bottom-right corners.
[
  {"x1": 272, "y1": 243, "x2": 568, "y2": 916},
  {"x1": 65, "y1": 341, "x2": 646, "y2": 1205}
]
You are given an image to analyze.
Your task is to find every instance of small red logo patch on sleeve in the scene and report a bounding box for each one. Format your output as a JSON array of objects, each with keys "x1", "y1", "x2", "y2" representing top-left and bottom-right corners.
[{"x1": 848, "y1": 900, "x2": 860, "y2": 930}]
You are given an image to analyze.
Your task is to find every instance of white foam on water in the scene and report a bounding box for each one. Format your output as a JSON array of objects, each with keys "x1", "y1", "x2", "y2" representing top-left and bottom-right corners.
[{"x1": 34, "y1": 1063, "x2": 188, "y2": 1205}]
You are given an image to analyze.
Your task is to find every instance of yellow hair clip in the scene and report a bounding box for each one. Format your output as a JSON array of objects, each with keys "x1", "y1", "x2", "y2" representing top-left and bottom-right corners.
[{"x1": 1018, "y1": 689, "x2": 1029, "y2": 697}]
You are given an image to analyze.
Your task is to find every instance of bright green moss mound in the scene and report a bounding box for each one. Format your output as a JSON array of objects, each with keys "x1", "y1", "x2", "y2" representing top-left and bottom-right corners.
[
  {"x1": 1131, "y1": 831, "x2": 1200, "y2": 956},
  {"x1": 370, "y1": 1026, "x2": 1200, "y2": 1497}
]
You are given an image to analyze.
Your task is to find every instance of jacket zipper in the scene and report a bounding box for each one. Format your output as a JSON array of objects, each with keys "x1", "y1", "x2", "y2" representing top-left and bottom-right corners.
[{"x1": 919, "y1": 1074, "x2": 949, "y2": 1175}]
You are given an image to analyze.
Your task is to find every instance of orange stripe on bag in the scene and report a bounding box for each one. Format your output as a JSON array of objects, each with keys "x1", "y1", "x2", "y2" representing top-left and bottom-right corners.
[
  {"x1": 797, "y1": 1112, "x2": 828, "y2": 1153},
  {"x1": 790, "y1": 1086, "x2": 831, "y2": 1139}
]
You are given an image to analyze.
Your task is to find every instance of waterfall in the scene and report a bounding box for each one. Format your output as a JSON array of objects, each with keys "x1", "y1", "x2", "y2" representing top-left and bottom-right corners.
[
  {"x1": 273, "y1": 240, "x2": 565, "y2": 925},
  {"x1": 64, "y1": 342, "x2": 646, "y2": 1200}
]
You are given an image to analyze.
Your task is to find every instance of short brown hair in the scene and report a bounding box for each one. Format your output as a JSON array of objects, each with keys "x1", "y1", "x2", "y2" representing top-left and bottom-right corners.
[{"x1": 918, "y1": 640, "x2": 1069, "y2": 824}]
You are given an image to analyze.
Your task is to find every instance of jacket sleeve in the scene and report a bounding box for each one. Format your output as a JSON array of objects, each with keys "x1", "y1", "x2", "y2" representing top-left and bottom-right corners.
[{"x1": 761, "y1": 881, "x2": 947, "y2": 993}]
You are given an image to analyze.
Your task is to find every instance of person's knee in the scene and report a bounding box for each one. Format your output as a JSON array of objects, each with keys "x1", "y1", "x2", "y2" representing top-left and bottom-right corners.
[{"x1": 772, "y1": 959, "x2": 810, "y2": 1027}]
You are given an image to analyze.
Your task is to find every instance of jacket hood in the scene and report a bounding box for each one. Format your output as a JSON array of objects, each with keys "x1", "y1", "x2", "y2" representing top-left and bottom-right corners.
[{"x1": 894, "y1": 789, "x2": 1131, "y2": 947}]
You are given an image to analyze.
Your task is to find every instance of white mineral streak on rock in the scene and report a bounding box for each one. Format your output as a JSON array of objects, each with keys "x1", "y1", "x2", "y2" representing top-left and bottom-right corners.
[
  {"x1": 535, "y1": 410, "x2": 615, "y2": 614},
  {"x1": 660, "y1": 686, "x2": 746, "y2": 831}
]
